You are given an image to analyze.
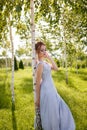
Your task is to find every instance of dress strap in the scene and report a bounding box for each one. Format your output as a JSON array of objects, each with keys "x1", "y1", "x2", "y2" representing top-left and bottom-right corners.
[{"x1": 36, "y1": 61, "x2": 44, "y2": 68}]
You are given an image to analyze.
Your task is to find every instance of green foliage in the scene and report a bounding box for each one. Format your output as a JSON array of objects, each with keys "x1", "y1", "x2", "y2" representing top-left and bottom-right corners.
[
  {"x1": 82, "y1": 63, "x2": 86, "y2": 68},
  {"x1": 16, "y1": 45, "x2": 26, "y2": 57},
  {"x1": 0, "y1": 58, "x2": 11, "y2": 68},
  {"x1": 35, "y1": 0, "x2": 60, "y2": 25},
  {"x1": 19, "y1": 60, "x2": 24, "y2": 69},
  {"x1": 77, "y1": 62, "x2": 81, "y2": 69},
  {"x1": 0, "y1": 58, "x2": 5, "y2": 68},
  {"x1": 16, "y1": 4, "x2": 22, "y2": 12},
  {"x1": 14, "y1": 56, "x2": 18, "y2": 71},
  {"x1": 55, "y1": 59, "x2": 60, "y2": 67}
]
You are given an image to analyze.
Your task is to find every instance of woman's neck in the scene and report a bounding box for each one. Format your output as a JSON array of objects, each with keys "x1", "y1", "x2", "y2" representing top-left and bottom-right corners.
[{"x1": 38, "y1": 57, "x2": 43, "y2": 62}]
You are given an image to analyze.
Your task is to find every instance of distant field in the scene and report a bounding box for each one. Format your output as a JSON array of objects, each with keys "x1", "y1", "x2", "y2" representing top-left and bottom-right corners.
[{"x1": 0, "y1": 67, "x2": 87, "y2": 130}]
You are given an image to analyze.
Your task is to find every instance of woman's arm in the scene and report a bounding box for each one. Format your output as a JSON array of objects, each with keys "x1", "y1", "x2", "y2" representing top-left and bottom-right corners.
[
  {"x1": 35, "y1": 63, "x2": 43, "y2": 107},
  {"x1": 46, "y1": 52, "x2": 58, "y2": 71}
]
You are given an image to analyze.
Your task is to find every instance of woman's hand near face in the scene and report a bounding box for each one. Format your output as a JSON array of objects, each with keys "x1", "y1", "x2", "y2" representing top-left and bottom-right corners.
[
  {"x1": 45, "y1": 51, "x2": 58, "y2": 71},
  {"x1": 45, "y1": 51, "x2": 50, "y2": 59}
]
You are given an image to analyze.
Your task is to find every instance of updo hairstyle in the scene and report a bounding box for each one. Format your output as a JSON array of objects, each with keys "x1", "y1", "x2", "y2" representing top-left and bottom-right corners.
[{"x1": 35, "y1": 41, "x2": 45, "y2": 53}]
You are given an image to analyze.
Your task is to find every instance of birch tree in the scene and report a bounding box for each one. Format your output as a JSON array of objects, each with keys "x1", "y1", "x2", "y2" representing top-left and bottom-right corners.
[
  {"x1": 0, "y1": 0, "x2": 15, "y2": 103},
  {"x1": 30, "y1": 0, "x2": 36, "y2": 104},
  {"x1": 30, "y1": 1, "x2": 43, "y2": 129},
  {"x1": 9, "y1": 14, "x2": 15, "y2": 104},
  {"x1": 59, "y1": 3, "x2": 69, "y2": 84}
]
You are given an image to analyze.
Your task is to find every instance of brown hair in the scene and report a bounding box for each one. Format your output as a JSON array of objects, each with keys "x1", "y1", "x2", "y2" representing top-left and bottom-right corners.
[{"x1": 35, "y1": 41, "x2": 45, "y2": 52}]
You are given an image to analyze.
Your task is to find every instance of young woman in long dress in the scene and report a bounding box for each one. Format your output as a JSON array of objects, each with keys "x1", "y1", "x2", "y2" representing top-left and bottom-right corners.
[{"x1": 35, "y1": 41, "x2": 75, "y2": 130}]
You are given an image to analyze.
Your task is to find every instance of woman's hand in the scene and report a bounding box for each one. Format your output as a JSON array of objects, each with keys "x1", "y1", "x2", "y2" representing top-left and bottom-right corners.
[
  {"x1": 45, "y1": 51, "x2": 50, "y2": 59},
  {"x1": 45, "y1": 51, "x2": 58, "y2": 71}
]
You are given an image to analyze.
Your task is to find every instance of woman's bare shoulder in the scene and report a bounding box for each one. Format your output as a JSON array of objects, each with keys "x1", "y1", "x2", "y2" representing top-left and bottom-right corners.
[{"x1": 36, "y1": 61, "x2": 44, "y2": 71}]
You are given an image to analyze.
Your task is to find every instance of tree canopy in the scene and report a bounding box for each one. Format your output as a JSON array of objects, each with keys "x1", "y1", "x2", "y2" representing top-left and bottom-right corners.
[{"x1": 0, "y1": 0, "x2": 87, "y2": 67}]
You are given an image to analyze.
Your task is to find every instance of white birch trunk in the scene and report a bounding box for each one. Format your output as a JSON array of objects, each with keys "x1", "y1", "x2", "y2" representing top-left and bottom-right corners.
[
  {"x1": 30, "y1": 0, "x2": 36, "y2": 103},
  {"x1": 9, "y1": 14, "x2": 15, "y2": 103},
  {"x1": 30, "y1": 2, "x2": 43, "y2": 130},
  {"x1": 59, "y1": 13, "x2": 68, "y2": 84},
  {"x1": 5, "y1": 50, "x2": 8, "y2": 75},
  {"x1": 64, "y1": 42, "x2": 68, "y2": 84}
]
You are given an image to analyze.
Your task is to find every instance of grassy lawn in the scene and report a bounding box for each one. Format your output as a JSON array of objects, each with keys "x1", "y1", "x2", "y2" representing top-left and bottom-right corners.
[{"x1": 0, "y1": 67, "x2": 87, "y2": 130}]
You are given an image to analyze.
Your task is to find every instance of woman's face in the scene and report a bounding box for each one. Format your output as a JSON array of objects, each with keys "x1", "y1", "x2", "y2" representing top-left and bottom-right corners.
[{"x1": 38, "y1": 45, "x2": 47, "y2": 58}]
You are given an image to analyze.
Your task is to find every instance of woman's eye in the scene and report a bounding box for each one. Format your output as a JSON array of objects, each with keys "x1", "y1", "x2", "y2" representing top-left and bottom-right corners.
[{"x1": 40, "y1": 49, "x2": 46, "y2": 52}]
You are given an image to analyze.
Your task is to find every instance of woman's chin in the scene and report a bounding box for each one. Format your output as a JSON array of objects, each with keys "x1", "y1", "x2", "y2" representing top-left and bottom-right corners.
[{"x1": 44, "y1": 55, "x2": 46, "y2": 58}]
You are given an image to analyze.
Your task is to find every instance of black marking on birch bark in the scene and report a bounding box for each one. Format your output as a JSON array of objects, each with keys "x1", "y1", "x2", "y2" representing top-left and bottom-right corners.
[
  {"x1": 32, "y1": 57, "x2": 35, "y2": 60},
  {"x1": 33, "y1": 73, "x2": 35, "y2": 76},
  {"x1": 34, "y1": 83, "x2": 36, "y2": 85},
  {"x1": 30, "y1": 7, "x2": 33, "y2": 9},
  {"x1": 34, "y1": 67, "x2": 36, "y2": 69},
  {"x1": 32, "y1": 41, "x2": 34, "y2": 43},
  {"x1": 33, "y1": 88, "x2": 35, "y2": 91},
  {"x1": 30, "y1": 23, "x2": 33, "y2": 26}
]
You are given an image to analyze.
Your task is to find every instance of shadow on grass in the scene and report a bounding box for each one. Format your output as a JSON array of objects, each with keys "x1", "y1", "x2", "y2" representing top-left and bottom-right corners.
[
  {"x1": 12, "y1": 102, "x2": 17, "y2": 130},
  {"x1": 52, "y1": 69, "x2": 65, "y2": 82},
  {"x1": 52, "y1": 69, "x2": 78, "y2": 90},
  {"x1": 78, "y1": 70, "x2": 87, "y2": 81},
  {"x1": 70, "y1": 69, "x2": 87, "y2": 81},
  {"x1": 20, "y1": 77, "x2": 33, "y2": 94},
  {"x1": 0, "y1": 74, "x2": 11, "y2": 109}
]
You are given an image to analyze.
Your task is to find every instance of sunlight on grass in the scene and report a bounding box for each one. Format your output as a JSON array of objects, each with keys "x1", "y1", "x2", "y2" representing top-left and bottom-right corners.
[
  {"x1": 0, "y1": 67, "x2": 35, "y2": 130},
  {"x1": 52, "y1": 68, "x2": 87, "y2": 130},
  {"x1": 0, "y1": 67, "x2": 87, "y2": 130}
]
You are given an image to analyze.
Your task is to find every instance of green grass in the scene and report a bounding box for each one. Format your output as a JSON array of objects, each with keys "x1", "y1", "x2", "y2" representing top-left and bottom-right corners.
[
  {"x1": 52, "y1": 68, "x2": 87, "y2": 130},
  {"x1": 0, "y1": 68, "x2": 34, "y2": 130},
  {"x1": 0, "y1": 67, "x2": 87, "y2": 130}
]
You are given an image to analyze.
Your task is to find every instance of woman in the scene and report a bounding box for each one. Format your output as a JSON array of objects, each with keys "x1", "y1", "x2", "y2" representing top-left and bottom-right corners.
[{"x1": 35, "y1": 41, "x2": 75, "y2": 130}]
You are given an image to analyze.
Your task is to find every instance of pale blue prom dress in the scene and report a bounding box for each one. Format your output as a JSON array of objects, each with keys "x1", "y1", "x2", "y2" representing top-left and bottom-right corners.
[{"x1": 35, "y1": 61, "x2": 75, "y2": 130}]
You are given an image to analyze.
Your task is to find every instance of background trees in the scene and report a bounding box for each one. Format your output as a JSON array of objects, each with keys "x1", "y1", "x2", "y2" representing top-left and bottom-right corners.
[
  {"x1": 19, "y1": 60, "x2": 24, "y2": 69},
  {"x1": 0, "y1": 0, "x2": 86, "y2": 69},
  {"x1": 0, "y1": 0, "x2": 87, "y2": 86}
]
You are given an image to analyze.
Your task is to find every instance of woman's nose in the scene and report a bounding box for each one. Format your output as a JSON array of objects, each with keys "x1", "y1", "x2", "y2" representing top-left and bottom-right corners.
[{"x1": 43, "y1": 51, "x2": 46, "y2": 54}]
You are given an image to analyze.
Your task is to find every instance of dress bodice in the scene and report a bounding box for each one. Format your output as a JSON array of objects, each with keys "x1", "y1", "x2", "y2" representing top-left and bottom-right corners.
[
  {"x1": 36, "y1": 61, "x2": 52, "y2": 81},
  {"x1": 36, "y1": 61, "x2": 55, "y2": 91}
]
